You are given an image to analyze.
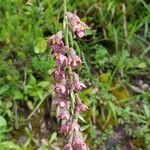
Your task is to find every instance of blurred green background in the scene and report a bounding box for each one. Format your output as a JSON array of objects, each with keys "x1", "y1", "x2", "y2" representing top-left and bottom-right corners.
[{"x1": 0, "y1": 0, "x2": 150, "y2": 149}]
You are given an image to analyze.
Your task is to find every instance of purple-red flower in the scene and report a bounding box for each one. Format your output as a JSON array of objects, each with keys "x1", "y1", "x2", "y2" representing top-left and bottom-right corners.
[
  {"x1": 55, "y1": 97, "x2": 67, "y2": 108},
  {"x1": 70, "y1": 122, "x2": 80, "y2": 132},
  {"x1": 66, "y1": 12, "x2": 81, "y2": 25},
  {"x1": 66, "y1": 12, "x2": 88, "y2": 38},
  {"x1": 71, "y1": 81, "x2": 86, "y2": 92},
  {"x1": 74, "y1": 22, "x2": 88, "y2": 38},
  {"x1": 63, "y1": 143, "x2": 73, "y2": 150},
  {"x1": 59, "y1": 124, "x2": 70, "y2": 135},
  {"x1": 68, "y1": 55, "x2": 82, "y2": 68},
  {"x1": 48, "y1": 31, "x2": 65, "y2": 53},
  {"x1": 54, "y1": 53, "x2": 68, "y2": 65},
  {"x1": 71, "y1": 72, "x2": 86, "y2": 91},
  {"x1": 58, "y1": 111, "x2": 70, "y2": 120},
  {"x1": 53, "y1": 67, "x2": 66, "y2": 81},
  {"x1": 54, "y1": 83, "x2": 66, "y2": 94},
  {"x1": 76, "y1": 102, "x2": 88, "y2": 113},
  {"x1": 72, "y1": 136, "x2": 87, "y2": 150}
]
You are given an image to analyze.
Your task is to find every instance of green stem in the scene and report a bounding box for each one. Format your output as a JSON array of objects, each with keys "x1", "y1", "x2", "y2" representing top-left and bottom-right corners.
[
  {"x1": 63, "y1": 0, "x2": 69, "y2": 46},
  {"x1": 63, "y1": 0, "x2": 75, "y2": 114}
]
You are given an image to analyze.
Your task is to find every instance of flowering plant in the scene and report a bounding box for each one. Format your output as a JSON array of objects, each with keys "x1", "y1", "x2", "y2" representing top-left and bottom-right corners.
[{"x1": 48, "y1": 1, "x2": 89, "y2": 149}]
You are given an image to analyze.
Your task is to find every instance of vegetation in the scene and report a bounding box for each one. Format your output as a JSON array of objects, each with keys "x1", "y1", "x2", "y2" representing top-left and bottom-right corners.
[{"x1": 0, "y1": 0, "x2": 150, "y2": 149}]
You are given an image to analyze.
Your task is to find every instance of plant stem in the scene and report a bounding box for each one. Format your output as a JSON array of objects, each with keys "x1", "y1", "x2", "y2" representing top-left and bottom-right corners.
[
  {"x1": 63, "y1": 0, "x2": 69, "y2": 46},
  {"x1": 63, "y1": 0, "x2": 75, "y2": 114}
]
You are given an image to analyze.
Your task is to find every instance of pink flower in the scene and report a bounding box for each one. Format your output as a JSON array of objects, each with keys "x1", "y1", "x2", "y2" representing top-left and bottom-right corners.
[
  {"x1": 63, "y1": 143, "x2": 73, "y2": 150},
  {"x1": 70, "y1": 122, "x2": 80, "y2": 132},
  {"x1": 55, "y1": 98, "x2": 67, "y2": 108},
  {"x1": 68, "y1": 55, "x2": 82, "y2": 68},
  {"x1": 66, "y1": 12, "x2": 88, "y2": 38},
  {"x1": 66, "y1": 12, "x2": 81, "y2": 25},
  {"x1": 74, "y1": 22, "x2": 88, "y2": 38},
  {"x1": 48, "y1": 31, "x2": 65, "y2": 53},
  {"x1": 54, "y1": 83, "x2": 66, "y2": 94},
  {"x1": 72, "y1": 136, "x2": 87, "y2": 150},
  {"x1": 76, "y1": 103, "x2": 88, "y2": 113},
  {"x1": 58, "y1": 111, "x2": 70, "y2": 120},
  {"x1": 71, "y1": 72, "x2": 86, "y2": 91},
  {"x1": 71, "y1": 81, "x2": 86, "y2": 92},
  {"x1": 76, "y1": 30, "x2": 85, "y2": 38},
  {"x1": 55, "y1": 53, "x2": 68, "y2": 65},
  {"x1": 59, "y1": 124, "x2": 70, "y2": 135},
  {"x1": 53, "y1": 68, "x2": 66, "y2": 81}
]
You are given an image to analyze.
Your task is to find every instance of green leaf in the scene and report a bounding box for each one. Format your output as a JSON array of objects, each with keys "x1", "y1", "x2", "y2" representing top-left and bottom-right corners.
[
  {"x1": 5, "y1": 101, "x2": 13, "y2": 109},
  {"x1": 37, "y1": 81, "x2": 49, "y2": 88},
  {"x1": 143, "y1": 104, "x2": 150, "y2": 118},
  {"x1": 28, "y1": 74, "x2": 36, "y2": 85},
  {"x1": 34, "y1": 38, "x2": 47, "y2": 54},
  {"x1": 138, "y1": 62, "x2": 146, "y2": 68},
  {"x1": 85, "y1": 29, "x2": 95, "y2": 36},
  {"x1": 0, "y1": 116, "x2": 7, "y2": 127},
  {"x1": 78, "y1": 114, "x2": 86, "y2": 123},
  {"x1": 90, "y1": 124, "x2": 96, "y2": 138},
  {"x1": 0, "y1": 142, "x2": 21, "y2": 150},
  {"x1": 108, "y1": 101, "x2": 117, "y2": 123},
  {"x1": 27, "y1": 101, "x2": 34, "y2": 110},
  {"x1": 81, "y1": 125, "x2": 90, "y2": 131},
  {"x1": 0, "y1": 85, "x2": 9, "y2": 95},
  {"x1": 49, "y1": 132, "x2": 57, "y2": 144},
  {"x1": 12, "y1": 90, "x2": 23, "y2": 100}
]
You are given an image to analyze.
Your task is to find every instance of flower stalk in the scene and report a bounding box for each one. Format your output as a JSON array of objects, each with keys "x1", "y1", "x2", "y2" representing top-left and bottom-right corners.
[{"x1": 48, "y1": 0, "x2": 89, "y2": 149}]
